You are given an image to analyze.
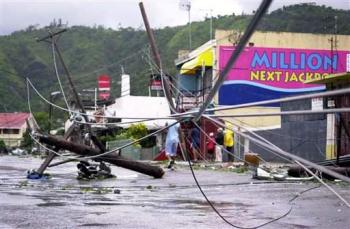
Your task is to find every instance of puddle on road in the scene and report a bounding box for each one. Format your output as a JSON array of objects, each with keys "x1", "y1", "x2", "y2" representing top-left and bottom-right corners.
[
  {"x1": 84, "y1": 202, "x2": 122, "y2": 206},
  {"x1": 170, "y1": 198, "x2": 233, "y2": 207},
  {"x1": 37, "y1": 202, "x2": 67, "y2": 207},
  {"x1": 281, "y1": 223, "x2": 312, "y2": 228},
  {"x1": 0, "y1": 165, "x2": 27, "y2": 171},
  {"x1": 79, "y1": 223, "x2": 118, "y2": 227}
]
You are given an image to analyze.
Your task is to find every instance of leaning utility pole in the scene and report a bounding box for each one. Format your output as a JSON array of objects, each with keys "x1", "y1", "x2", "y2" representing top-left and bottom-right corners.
[
  {"x1": 37, "y1": 29, "x2": 86, "y2": 114},
  {"x1": 139, "y1": 2, "x2": 176, "y2": 113},
  {"x1": 36, "y1": 29, "x2": 105, "y2": 151}
]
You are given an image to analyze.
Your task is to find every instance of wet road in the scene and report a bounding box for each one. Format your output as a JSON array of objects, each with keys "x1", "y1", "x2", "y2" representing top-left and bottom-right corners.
[{"x1": 0, "y1": 155, "x2": 349, "y2": 228}]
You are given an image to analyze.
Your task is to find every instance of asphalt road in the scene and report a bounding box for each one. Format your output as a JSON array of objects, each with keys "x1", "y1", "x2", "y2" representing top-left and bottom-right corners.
[{"x1": 0, "y1": 155, "x2": 349, "y2": 228}]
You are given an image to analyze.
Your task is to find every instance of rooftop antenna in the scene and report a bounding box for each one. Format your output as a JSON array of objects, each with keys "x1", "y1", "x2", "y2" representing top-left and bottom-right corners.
[{"x1": 179, "y1": 0, "x2": 192, "y2": 50}]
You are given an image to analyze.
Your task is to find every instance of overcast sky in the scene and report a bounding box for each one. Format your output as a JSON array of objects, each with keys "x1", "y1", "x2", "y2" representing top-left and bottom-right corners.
[{"x1": 0, "y1": 0, "x2": 349, "y2": 35}]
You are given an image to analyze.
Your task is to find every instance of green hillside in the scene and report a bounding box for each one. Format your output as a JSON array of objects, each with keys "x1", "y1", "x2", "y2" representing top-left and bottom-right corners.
[{"x1": 0, "y1": 3, "x2": 349, "y2": 112}]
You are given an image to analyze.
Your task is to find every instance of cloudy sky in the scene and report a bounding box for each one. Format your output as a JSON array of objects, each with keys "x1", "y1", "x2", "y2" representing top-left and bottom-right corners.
[{"x1": 0, "y1": 0, "x2": 349, "y2": 35}]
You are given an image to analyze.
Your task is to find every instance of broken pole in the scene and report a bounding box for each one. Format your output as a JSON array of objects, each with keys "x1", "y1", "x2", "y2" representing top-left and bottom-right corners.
[
  {"x1": 38, "y1": 134, "x2": 165, "y2": 178},
  {"x1": 35, "y1": 124, "x2": 75, "y2": 175}
]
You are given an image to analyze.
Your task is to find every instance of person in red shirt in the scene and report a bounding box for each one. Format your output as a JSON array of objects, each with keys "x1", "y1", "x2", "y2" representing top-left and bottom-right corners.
[{"x1": 206, "y1": 132, "x2": 216, "y2": 161}]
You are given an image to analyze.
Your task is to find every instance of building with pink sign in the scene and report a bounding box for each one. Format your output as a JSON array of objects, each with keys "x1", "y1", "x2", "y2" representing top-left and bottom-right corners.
[{"x1": 175, "y1": 30, "x2": 350, "y2": 162}]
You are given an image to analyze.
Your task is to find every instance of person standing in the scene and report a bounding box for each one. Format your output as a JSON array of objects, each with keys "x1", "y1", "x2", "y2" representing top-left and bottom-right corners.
[
  {"x1": 190, "y1": 125, "x2": 200, "y2": 161},
  {"x1": 215, "y1": 128, "x2": 224, "y2": 162},
  {"x1": 224, "y1": 128, "x2": 234, "y2": 162},
  {"x1": 165, "y1": 123, "x2": 180, "y2": 169},
  {"x1": 206, "y1": 132, "x2": 216, "y2": 161}
]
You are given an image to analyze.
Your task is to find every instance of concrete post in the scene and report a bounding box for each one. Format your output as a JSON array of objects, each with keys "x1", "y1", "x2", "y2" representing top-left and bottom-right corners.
[{"x1": 326, "y1": 113, "x2": 336, "y2": 160}]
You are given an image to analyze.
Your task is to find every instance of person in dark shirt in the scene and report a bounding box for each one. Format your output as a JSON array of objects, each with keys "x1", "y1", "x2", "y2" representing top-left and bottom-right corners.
[{"x1": 191, "y1": 126, "x2": 200, "y2": 161}]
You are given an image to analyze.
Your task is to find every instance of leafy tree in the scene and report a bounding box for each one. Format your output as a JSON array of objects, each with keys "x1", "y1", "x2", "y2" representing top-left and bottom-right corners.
[
  {"x1": 21, "y1": 130, "x2": 33, "y2": 149},
  {"x1": 0, "y1": 139, "x2": 7, "y2": 153},
  {"x1": 33, "y1": 112, "x2": 50, "y2": 133},
  {"x1": 98, "y1": 123, "x2": 155, "y2": 148},
  {"x1": 125, "y1": 123, "x2": 148, "y2": 141}
]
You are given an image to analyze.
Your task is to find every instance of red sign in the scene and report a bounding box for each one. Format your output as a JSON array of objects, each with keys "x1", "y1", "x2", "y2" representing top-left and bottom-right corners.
[
  {"x1": 98, "y1": 75, "x2": 110, "y2": 100},
  {"x1": 150, "y1": 80, "x2": 162, "y2": 91}
]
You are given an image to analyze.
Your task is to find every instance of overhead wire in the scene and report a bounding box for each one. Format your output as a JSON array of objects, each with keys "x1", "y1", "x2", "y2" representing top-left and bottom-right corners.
[
  {"x1": 26, "y1": 79, "x2": 40, "y2": 130},
  {"x1": 74, "y1": 117, "x2": 175, "y2": 126},
  {"x1": 294, "y1": 160, "x2": 350, "y2": 208},
  {"x1": 177, "y1": 120, "x2": 293, "y2": 229},
  {"x1": 26, "y1": 77, "x2": 184, "y2": 121}
]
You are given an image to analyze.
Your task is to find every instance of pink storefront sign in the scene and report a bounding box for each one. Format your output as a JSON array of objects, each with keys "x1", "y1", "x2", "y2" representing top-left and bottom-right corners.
[{"x1": 219, "y1": 46, "x2": 349, "y2": 92}]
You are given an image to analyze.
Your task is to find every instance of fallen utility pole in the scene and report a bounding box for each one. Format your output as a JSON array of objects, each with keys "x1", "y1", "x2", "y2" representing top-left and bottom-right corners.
[
  {"x1": 288, "y1": 165, "x2": 350, "y2": 180},
  {"x1": 38, "y1": 134, "x2": 165, "y2": 179}
]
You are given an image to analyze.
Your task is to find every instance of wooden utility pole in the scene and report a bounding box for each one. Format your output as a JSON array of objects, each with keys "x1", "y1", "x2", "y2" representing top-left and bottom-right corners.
[
  {"x1": 37, "y1": 29, "x2": 85, "y2": 114},
  {"x1": 37, "y1": 29, "x2": 105, "y2": 152},
  {"x1": 139, "y1": 2, "x2": 176, "y2": 112}
]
